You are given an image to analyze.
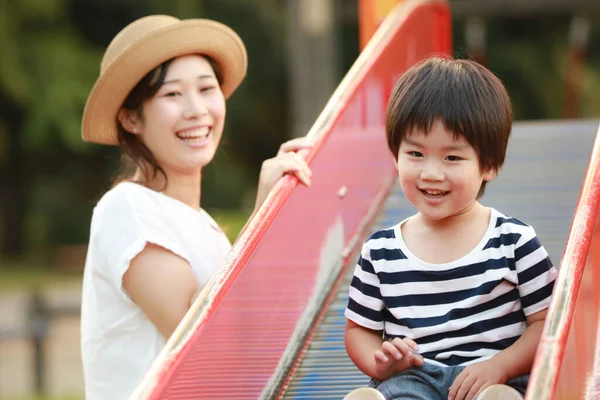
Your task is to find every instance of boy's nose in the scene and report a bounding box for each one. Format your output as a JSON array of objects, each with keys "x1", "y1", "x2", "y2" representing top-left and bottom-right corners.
[{"x1": 420, "y1": 164, "x2": 444, "y2": 181}]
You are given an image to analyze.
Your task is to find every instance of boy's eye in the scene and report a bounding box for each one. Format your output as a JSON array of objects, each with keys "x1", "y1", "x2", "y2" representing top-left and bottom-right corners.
[
  {"x1": 446, "y1": 155, "x2": 462, "y2": 161},
  {"x1": 408, "y1": 151, "x2": 423, "y2": 157}
]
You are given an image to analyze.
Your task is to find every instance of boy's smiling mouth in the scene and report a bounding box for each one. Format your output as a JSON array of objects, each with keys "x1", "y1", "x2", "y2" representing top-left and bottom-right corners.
[{"x1": 420, "y1": 189, "x2": 449, "y2": 197}]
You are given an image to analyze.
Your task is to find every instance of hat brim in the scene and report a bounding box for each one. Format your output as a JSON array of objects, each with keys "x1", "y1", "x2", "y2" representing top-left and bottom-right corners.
[{"x1": 82, "y1": 19, "x2": 247, "y2": 145}]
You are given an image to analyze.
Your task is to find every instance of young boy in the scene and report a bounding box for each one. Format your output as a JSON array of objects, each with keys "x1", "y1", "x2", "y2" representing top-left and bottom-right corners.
[{"x1": 343, "y1": 58, "x2": 558, "y2": 400}]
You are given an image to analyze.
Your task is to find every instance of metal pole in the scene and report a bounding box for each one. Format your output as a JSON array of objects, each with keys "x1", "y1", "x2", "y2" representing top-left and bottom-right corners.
[
  {"x1": 465, "y1": 16, "x2": 487, "y2": 66},
  {"x1": 29, "y1": 290, "x2": 49, "y2": 395},
  {"x1": 286, "y1": 0, "x2": 339, "y2": 138},
  {"x1": 562, "y1": 15, "x2": 590, "y2": 119}
]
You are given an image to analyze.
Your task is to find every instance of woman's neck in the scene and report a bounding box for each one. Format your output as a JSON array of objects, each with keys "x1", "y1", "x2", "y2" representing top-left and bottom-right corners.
[{"x1": 135, "y1": 168, "x2": 202, "y2": 210}]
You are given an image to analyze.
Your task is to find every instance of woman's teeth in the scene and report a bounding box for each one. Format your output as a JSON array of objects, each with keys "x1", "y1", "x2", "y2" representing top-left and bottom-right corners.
[{"x1": 177, "y1": 127, "x2": 210, "y2": 140}]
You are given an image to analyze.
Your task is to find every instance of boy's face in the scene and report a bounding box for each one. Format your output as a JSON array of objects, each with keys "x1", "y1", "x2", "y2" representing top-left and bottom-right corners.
[{"x1": 396, "y1": 120, "x2": 496, "y2": 222}]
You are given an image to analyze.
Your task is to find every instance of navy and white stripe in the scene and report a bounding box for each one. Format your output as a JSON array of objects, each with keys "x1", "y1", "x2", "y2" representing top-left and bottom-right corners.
[{"x1": 345, "y1": 208, "x2": 557, "y2": 367}]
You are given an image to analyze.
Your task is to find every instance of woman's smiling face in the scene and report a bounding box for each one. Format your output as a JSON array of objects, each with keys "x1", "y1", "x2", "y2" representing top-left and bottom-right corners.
[{"x1": 125, "y1": 54, "x2": 226, "y2": 177}]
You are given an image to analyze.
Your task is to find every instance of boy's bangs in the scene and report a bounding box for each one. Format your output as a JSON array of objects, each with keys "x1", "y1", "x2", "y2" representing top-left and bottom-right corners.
[{"x1": 395, "y1": 68, "x2": 483, "y2": 144}]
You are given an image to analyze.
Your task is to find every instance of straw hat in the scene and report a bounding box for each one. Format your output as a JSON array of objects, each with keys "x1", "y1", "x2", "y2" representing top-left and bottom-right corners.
[{"x1": 82, "y1": 15, "x2": 248, "y2": 145}]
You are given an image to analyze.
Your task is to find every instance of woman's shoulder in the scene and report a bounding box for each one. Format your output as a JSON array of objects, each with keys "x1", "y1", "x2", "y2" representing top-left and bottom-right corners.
[
  {"x1": 90, "y1": 182, "x2": 164, "y2": 232},
  {"x1": 95, "y1": 182, "x2": 158, "y2": 213}
]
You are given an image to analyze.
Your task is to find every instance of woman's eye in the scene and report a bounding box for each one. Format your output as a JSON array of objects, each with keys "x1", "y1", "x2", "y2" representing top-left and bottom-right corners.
[
  {"x1": 446, "y1": 155, "x2": 462, "y2": 161},
  {"x1": 200, "y1": 86, "x2": 216, "y2": 93},
  {"x1": 165, "y1": 91, "x2": 180, "y2": 97},
  {"x1": 408, "y1": 151, "x2": 423, "y2": 157}
]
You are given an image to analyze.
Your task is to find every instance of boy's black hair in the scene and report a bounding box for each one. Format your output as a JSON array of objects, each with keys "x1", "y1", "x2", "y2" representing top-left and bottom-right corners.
[{"x1": 385, "y1": 57, "x2": 513, "y2": 198}]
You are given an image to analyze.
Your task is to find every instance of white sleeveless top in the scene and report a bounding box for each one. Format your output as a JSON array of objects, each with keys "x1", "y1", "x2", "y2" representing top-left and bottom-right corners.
[{"x1": 80, "y1": 182, "x2": 232, "y2": 400}]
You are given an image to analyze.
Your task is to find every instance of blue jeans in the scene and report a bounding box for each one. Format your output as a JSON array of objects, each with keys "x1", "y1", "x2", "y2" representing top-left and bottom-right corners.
[{"x1": 369, "y1": 363, "x2": 529, "y2": 400}]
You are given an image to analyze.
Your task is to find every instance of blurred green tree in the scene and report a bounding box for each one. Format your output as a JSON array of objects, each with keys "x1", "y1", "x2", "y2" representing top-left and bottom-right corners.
[
  {"x1": 0, "y1": 0, "x2": 102, "y2": 256},
  {"x1": 0, "y1": 0, "x2": 293, "y2": 259}
]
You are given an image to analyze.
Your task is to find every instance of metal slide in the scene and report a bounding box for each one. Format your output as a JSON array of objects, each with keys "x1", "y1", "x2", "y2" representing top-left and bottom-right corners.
[{"x1": 281, "y1": 120, "x2": 600, "y2": 399}]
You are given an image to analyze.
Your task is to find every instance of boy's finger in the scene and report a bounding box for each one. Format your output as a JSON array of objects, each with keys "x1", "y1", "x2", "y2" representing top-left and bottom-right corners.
[
  {"x1": 382, "y1": 341, "x2": 403, "y2": 360},
  {"x1": 473, "y1": 383, "x2": 490, "y2": 400},
  {"x1": 448, "y1": 370, "x2": 468, "y2": 400},
  {"x1": 411, "y1": 354, "x2": 424, "y2": 367},
  {"x1": 452, "y1": 374, "x2": 476, "y2": 400},
  {"x1": 402, "y1": 337, "x2": 419, "y2": 351},
  {"x1": 391, "y1": 338, "x2": 413, "y2": 357},
  {"x1": 465, "y1": 380, "x2": 483, "y2": 400},
  {"x1": 374, "y1": 350, "x2": 389, "y2": 363}
]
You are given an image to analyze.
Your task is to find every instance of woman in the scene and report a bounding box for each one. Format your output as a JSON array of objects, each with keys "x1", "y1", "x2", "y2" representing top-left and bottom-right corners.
[{"x1": 80, "y1": 15, "x2": 312, "y2": 400}]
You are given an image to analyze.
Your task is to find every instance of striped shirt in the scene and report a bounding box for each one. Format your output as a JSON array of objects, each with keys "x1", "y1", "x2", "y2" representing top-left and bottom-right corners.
[{"x1": 345, "y1": 208, "x2": 557, "y2": 367}]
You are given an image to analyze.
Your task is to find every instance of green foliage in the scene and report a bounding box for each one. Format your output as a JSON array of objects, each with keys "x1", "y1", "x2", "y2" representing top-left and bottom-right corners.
[
  {"x1": 0, "y1": 0, "x2": 101, "y2": 152},
  {"x1": 207, "y1": 208, "x2": 251, "y2": 243},
  {"x1": 453, "y1": 15, "x2": 600, "y2": 121},
  {"x1": 22, "y1": 32, "x2": 101, "y2": 152}
]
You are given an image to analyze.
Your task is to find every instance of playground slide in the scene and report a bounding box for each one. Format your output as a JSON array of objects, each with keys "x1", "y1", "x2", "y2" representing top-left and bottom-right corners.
[
  {"x1": 129, "y1": 0, "x2": 600, "y2": 398},
  {"x1": 280, "y1": 120, "x2": 600, "y2": 399}
]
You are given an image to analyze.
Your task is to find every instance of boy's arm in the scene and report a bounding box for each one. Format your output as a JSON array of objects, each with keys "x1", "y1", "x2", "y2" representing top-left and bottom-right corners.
[
  {"x1": 345, "y1": 320, "x2": 423, "y2": 381},
  {"x1": 345, "y1": 320, "x2": 387, "y2": 379},
  {"x1": 493, "y1": 228, "x2": 556, "y2": 377},
  {"x1": 489, "y1": 308, "x2": 547, "y2": 378}
]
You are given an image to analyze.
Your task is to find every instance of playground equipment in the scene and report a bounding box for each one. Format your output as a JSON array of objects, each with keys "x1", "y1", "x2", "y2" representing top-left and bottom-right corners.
[{"x1": 130, "y1": 1, "x2": 600, "y2": 398}]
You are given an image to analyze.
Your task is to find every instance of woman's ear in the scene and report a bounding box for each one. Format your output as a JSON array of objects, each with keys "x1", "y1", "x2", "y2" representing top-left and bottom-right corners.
[
  {"x1": 483, "y1": 167, "x2": 498, "y2": 182},
  {"x1": 117, "y1": 108, "x2": 142, "y2": 135}
]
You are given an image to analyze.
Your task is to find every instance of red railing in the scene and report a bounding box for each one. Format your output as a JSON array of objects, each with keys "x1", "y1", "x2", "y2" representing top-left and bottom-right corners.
[
  {"x1": 527, "y1": 123, "x2": 600, "y2": 400},
  {"x1": 130, "y1": 1, "x2": 451, "y2": 399}
]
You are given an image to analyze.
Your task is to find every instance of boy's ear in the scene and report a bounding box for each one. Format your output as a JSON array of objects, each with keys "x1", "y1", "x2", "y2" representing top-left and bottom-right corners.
[
  {"x1": 483, "y1": 168, "x2": 498, "y2": 182},
  {"x1": 117, "y1": 108, "x2": 142, "y2": 135}
]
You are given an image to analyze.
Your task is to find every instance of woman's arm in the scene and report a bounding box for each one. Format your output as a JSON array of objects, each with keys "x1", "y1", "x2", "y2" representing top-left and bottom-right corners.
[{"x1": 123, "y1": 243, "x2": 198, "y2": 339}]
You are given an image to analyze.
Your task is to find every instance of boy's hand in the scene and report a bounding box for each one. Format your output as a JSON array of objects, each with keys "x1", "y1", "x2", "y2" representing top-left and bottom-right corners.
[
  {"x1": 448, "y1": 359, "x2": 508, "y2": 400},
  {"x1": 374, "y1": 337, "x2": 424, "y2": 378}
]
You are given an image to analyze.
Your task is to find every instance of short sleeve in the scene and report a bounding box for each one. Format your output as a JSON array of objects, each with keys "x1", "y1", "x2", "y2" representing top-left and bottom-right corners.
[
  {"x1": 90, "y1": 186, "x2": 191, "y2": 294},
  {"x1": 345, "y1": 242, "x2": 385, "y2": 331},
  {"x1": 514, "y1": 226, "x2": 558, "y2": 316}
]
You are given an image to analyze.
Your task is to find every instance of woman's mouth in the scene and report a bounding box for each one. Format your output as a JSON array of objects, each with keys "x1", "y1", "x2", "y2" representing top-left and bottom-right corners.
[{"x1": 176, "y1": 127, "x2": 211, "y2": 145}]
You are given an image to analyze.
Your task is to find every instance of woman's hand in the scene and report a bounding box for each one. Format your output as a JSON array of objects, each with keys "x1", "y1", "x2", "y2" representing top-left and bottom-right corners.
[{"x1": 254, "y1": 137, "x2": 313, "y2": 211}]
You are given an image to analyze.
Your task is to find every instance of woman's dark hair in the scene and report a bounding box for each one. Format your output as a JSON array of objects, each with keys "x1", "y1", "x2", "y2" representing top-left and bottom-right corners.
[{"x1": 114, "y1": 55, "x2": 223, "y2": 188}]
